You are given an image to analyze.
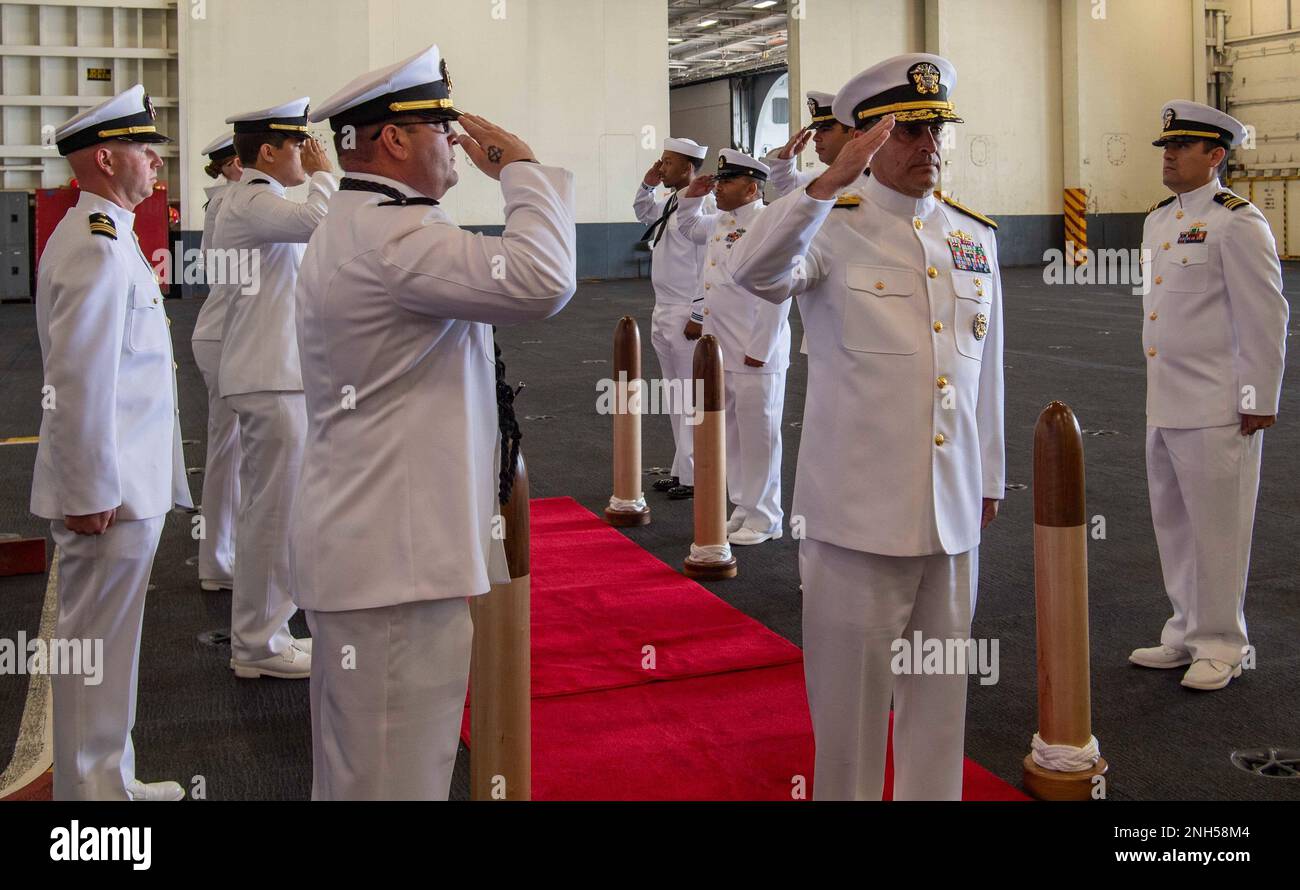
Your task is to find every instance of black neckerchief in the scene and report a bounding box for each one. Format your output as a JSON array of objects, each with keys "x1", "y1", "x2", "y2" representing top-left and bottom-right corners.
[
  {"x1": 641, "y1": 190, "x2": 679, "y2": 247},
  {"x1": 340, "y1": 176, "x2": 439, "y2": 207}
]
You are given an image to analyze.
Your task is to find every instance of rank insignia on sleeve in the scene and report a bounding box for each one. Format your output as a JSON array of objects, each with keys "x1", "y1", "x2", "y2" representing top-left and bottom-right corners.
[
  {"x1": 832, "y1": 195, "x2": 861, "y2": 210},
  {"x1": 1177, "y1": 224, "x2": 1207, "y2": 244},
  {"x1": 88, "y1": 212, "x2": 117, "y2": 239},
  {"x1": 973, "y1": 312, "x2": 988, "y2": 341},
  {"x1": 947, "y1": 229, "x2": 991, "y2": 273}
]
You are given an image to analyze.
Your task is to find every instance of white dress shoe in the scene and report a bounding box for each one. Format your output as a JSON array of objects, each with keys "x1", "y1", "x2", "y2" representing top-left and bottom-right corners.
[
  {"x1": 728, "y1": 527, "x2": 782, "y2": 546},
  {"x1": 1128, "y1": 644, "x2": 1192, "y2": 669},
  {"x1": 726, "y1": 513, "x2": 746, "y2": 534},
  {"x1": 231, "y1": 644, "x2": 311, "y2": 680},
  {"x1": 293, "y1": 637, "x2": 312, "y2": 654},
  {"x1": 199, "y1": 578, "x2": 233, "y2": 592},
  {"x1": 127, "y1": 779, "x2": 185, "y2": 801},
  {"x1": 1181, "y1": 658, "x2": 1242, "y2": 691}
]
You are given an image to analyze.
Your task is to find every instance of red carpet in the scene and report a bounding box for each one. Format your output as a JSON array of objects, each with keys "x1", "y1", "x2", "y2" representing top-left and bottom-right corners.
[{"x1": 465, "y1": 497, "x2": 1029, "y2": 801}]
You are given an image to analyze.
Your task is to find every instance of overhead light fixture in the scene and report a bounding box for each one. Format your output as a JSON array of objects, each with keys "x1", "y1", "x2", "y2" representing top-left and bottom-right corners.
[
  {"x1": 753, "y1": 0, "x2": 778, "y2": 7},
  {"x1": 697, "y1": 18, "x2": 718, "y2": 27},
  {"x1": 668, "y1": 37, "x2": 684, "y2": 43}
]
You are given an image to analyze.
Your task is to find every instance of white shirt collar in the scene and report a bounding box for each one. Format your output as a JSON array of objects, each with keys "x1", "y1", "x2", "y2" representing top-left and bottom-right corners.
[
  {"x1": 1175, "y1": 177, "x2": 1221, "y2": 210},
  {"x1": 76, "y1": 189, "x2": 136, "y2": 229},
  {"x1": 862, "y1": 173, "x2": 937, "y2": 219}
]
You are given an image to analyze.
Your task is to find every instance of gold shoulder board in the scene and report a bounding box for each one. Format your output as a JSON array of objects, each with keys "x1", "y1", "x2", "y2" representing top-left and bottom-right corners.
[
  {"x1": 1213, "y1": 191, "x2": 1251, "y2": 211},
  {"x1": 1147, "y1": 195, "x2": 1176, "y2": 214},
  {"x1": 938, "y1": 193, "x2": 998, "y2": 230},
  {"x1": 88, "y1": 212, "x2": 117, "y2": 239}
]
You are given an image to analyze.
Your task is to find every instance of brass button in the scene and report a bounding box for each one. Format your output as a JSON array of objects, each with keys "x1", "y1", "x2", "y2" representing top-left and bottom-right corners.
[
  {"x1": 710, "y1": 260, "x2": 716, "y2": 267},
  {"x1": 1181, "y1": 257, "x2": 1188, "y2": 264},
  {"x1": 172, "y1": 361, "x2": 178, "y2": 370},
  {"x1": 153, "y1": 297, "x2": 159, "y2": 304},
  {"x1": 1176, "y1": 210, "x2": 1184, "y2": 219},
  {"x1": 936, "y1": 376, "x2": 948, "y2": 389},
  {"x1": 165, "y1": 317, "x2": 172, "y2": 327},
  {"x1": 976, "y1": 289, "x2": 985, "y2": 298},
  {"x1": 714, "y1": 236, "x2": 720, "y2": 242},
  {"x1": 1147, "y1": 346, "x2": 1157, "y2": 357},
  {"x1": 933, "y1": 321, "x2": 944, "y2": 333},
  {"x1": 1149, "y1": 312, "x2": 1158, "y2": 321},
  {"x1": 974, "y1": 278, "x2": 983, "y2": 287},
  {"x1": 913, "y1": 217, "x2": 923, "y2": 231},
  {"x1": 703, "y1": 308, "x2": 710, "y2": 316},
  {"x1": 927, "y1": 266, "x2": 938, "y2": 279},
  {"x1": 1162, "y1": 242, "x2": 1170, "y2": 250},
  {"x1": 934, "y1": 434, "x2": 946, "y2": 446},
  {"x1": 705, "y1": 283, "x2": 711, "y2": 290},
  {"x1": 1154, "y1": 275, "x2": 1163, "y2": 285},
  {"x1": 874, "y1": 280, "x2": 886, "y2": 290}
]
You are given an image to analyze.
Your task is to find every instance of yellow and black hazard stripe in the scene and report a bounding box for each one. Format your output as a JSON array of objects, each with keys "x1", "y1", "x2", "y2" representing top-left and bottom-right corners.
[{"x1": 1063, "y1": 188, "x2": 1087, "y2": 265}]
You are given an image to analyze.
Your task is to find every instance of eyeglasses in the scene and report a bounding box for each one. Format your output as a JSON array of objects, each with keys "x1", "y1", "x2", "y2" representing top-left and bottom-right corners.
[{"x1": 370, "y1": 119, "x2": 453, "y2": 140}]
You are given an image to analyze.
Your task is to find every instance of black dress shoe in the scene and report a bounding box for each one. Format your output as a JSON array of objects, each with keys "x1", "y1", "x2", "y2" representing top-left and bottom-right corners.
[
  {"x1": 667, "y1": 484, "x2": 695, "y2": 500},
  {"x1": 651, "y1": 476, "x2": 680, "y2": 493}
]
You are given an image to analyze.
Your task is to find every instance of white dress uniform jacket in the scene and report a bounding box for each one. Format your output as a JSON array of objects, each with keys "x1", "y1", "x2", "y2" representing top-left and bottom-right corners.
[
  {"x1": 730, "y1": 174, "x2": 1005, "y2": 556},
  {"x1": 1142, "y1": 179, "x2": 1288, "y2": 427},
  {"x1": 31, "y1": 192, "x2": 191, "y2": 520},
  {"x1": 677, "y1": 195, "x2": 791, "y2": 373},
  {"x1": 291, "y1": 165, "x2": 577, "y2": 611},
  {"x1": 192, "y1": 182, "x2": 233, "y2": 342},
  {"x1": 215, "y1": 170, "x2": 337, "y2": 396}
]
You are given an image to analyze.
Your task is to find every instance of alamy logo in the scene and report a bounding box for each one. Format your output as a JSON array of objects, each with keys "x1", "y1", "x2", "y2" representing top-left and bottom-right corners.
[
  {"x1": 49, "y1": 821, "x2": 151, "y2": 870},
  {"x1": 0, "y1": 632, "x2": 102, "y2": 685}
]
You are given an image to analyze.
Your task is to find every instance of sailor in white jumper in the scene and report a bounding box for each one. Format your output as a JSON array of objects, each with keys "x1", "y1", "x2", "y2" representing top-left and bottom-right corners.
[{"x1": 677, "y1": 149, "x2": 791, "y2": 545}]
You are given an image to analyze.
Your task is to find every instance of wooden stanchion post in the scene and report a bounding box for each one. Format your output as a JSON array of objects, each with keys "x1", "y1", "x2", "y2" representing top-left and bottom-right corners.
[
  {"x1": 682, "y1": 335, "x2": 736, "y2": 580},
  {"x1": 470, "y1": 451, "x2": 531, "y2": 800},
  {"x1": 1023, "y1": 401, "x2": 1108, "y2": 800},
  {"x1": 605, "y1": 316, "x2": 651, "y2": 527}
]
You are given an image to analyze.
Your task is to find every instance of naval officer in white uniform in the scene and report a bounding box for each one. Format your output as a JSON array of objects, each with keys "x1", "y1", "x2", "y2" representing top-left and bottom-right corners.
[
  {"x1": 765, "y1": 92, "x2": 859, "y2": 199},
  {"x1": 729, "y1": 55, "x2": 1005, "y2": 800},
  {"x1": 214, "y1": 98, "x2": 336, "y2": 680},
  {"x1": 676, "y1": 150, "x2": 792, "y2": 546},
  {"x1": 31, "y1": 85, "x2": 191, "y2": 800},
  {"x1": 191, "y1": 132, "x2": 242, "y2": 592},
  {"x1": 634, "y1": 137, "x2": 715, "y2": 499},
  {"x1": 1130, "y1": 101, "x2": 1288, "y2": 691},
  {"x1": 293, "y1": 45, "x2": 576, "y2": 800}
]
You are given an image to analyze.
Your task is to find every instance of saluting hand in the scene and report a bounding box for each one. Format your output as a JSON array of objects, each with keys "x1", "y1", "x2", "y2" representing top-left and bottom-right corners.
[
  {"x1": 300, "y1": 137, "x2": 333, "y2": 176},
  {"x1": 777, "y1": 128, "x2": 813, "y2": 161},
  {"x1": 454, "y1": 114, "x2": 537, "y2": 181},
  {"x1": 684, "y1": 174, "x2": 715, "y2": 199},
  {"x1": 644, "y1": 160, "x2": 665, "y2": 188},
  {"x1": 807, "y1": 115, "x2": 895, "y2": 200}
]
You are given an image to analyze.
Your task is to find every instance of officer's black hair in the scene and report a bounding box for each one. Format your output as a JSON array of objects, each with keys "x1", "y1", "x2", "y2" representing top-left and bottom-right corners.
[
  {"x1": 689, "y1": 156, "x2": 705, "y2": 171},
  {"x1": 233, "y1": 131, "x2": 302, "y2": 167}
]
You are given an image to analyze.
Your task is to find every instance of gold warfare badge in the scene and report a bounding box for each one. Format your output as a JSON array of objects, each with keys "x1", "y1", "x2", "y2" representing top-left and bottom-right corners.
[{"x1": 973, "y1": 313, "x2": 988, "y2": 341}]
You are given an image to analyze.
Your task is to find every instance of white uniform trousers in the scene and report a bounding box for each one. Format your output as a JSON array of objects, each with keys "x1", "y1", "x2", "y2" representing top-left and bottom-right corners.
[
  {"x1": 650, "y1": 302, "x2": 696, "y2": 486},
  {"x1": 800, "y1": 537, "x2": 976, "y2": 801},
  {"x1": 1147, "y1": 424, "x2": 1260, "y2": 664},
  {"x1": 50, "y1": 514, "x2": 166, "y2": 800},
  {"x1": 225, "y1": 391, "x2": 304, "y2": 662},
  {"x1": 192, "y1": 339, "x2": 239, "y2": 584},
  {"x1": 724, "y1": 369, "x2": 785, "y2": 534},
  {"x1": 306, "y1": 597, "x2": 473, "y2": 800}
]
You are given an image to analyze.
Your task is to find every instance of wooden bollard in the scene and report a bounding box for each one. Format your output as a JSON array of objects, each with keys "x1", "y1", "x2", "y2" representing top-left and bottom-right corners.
[
  {"x1": 604, "y1": 316, "x2": 651, "y2": 527},
  {"x1": 470, "y1": 451, "x2": 531, "y2": 801},
  {"x1": 1023, "y1": 401, "x2": 1108, "y2": 800},
  {"x1": 682, "y1": 335, "x2": 736, "y2": 580}
]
